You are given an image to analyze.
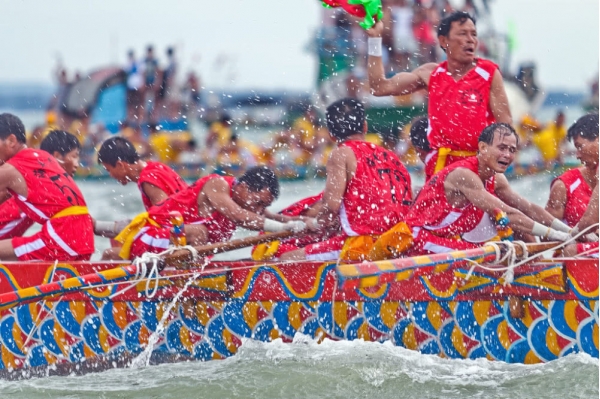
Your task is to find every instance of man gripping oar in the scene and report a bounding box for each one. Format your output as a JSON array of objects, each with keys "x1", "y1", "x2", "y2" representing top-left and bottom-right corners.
[
  {"x1": 0, "y1": 114, "x2": 94, "y2": 261},
  {"x1": 103, "y1": 166, "x2": 316, "y2": 260},
  {"x1": 546, "y1": 113, "x2": 599, "y2": 256},
  {"x1": 280, "y1": 98, "x2": 413, "y2": 262},
  {"x1": 369, "y1": 123, "x2": 573, "y2": 260}
]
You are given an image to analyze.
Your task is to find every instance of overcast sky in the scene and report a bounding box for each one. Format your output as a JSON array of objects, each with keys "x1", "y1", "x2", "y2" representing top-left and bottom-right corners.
[{"x1": 1, "y1": 0, "x2": 597, "y2": 91}]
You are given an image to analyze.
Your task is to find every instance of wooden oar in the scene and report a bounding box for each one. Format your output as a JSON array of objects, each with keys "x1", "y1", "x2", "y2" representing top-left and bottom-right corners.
[
  {"x1": 163, "y1": 230, "x2": 296, "y2": 267},
  {"x1": 336, "y1": 241, "x2": 559, "y2": 291}
]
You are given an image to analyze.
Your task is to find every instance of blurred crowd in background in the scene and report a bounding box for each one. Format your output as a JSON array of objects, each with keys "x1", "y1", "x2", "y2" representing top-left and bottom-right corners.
[{"x1": 29, "y1": 0, "x2": 598, "y2": 179}]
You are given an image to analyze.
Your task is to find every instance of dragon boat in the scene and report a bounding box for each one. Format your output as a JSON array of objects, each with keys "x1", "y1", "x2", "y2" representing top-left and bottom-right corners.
[{"x1": 0, "y1": 239, "x2": 596, "y2": 379}]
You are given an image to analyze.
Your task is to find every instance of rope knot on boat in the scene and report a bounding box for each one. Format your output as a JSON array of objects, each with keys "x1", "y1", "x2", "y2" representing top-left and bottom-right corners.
[{"x1": 132, "y1": 245, "x2": 200, "y2": 298}]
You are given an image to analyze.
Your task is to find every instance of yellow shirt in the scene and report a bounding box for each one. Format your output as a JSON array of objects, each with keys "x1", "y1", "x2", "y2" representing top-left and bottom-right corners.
[
  {"x1": 149, "y1": 131, "x2": 192, "y2": 163},
  {"x1": 531, "y1": 122, "x2": 567, "y2": 162},
  {"x1": 292, "y1": 118, "x2": 315, "y2": 148}
]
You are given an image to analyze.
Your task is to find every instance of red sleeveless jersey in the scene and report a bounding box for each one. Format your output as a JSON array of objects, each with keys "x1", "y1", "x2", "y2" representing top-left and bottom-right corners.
[
  {"x1": 149, "y1": 174, "x2": 237, "y2": 243},
  {"x1": 428, "y1": 59, "x2": 498, "y2": 151},
  {"x1": 0, "y1": 198, "x2": 33, "y2": 239},
  {"x1": 280, "y1": 193, "x2": 323, "y2": 216},
  {"x1": 137, "y1": 161, "x2": 188, "y2": 210},
  {"x1": 7, "y1": 148, "x2": 93, "y2": 254},
  {"x1": 552, "y1": 168, "x2": 593, "y2": 227},
  {"x1": 406, "y1": 157, "x2": 495, "y2": 237},
  {"x1": 340, "y1": 140, "x2": 412, "y2": 236}
]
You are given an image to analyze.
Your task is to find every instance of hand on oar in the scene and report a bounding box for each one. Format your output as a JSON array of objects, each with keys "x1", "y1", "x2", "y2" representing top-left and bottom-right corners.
[{"x1": 162, "y1": 230, "x2": 301, "y2": 268}]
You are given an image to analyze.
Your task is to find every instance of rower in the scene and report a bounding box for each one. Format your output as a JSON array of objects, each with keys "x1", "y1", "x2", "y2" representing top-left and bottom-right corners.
[
  {"x1": 0, "y1": 129, "x2": 83, "y2": 240},
  {"x1": 369, "y1": 123, "x2": 572, "y2": 260},
  {"x1": 103, "y1": 166, "x2": 311, "y2": 260},
  {"x1": 546, "y1": 114, "x2": 598, "y2": 229},
  {"x1": 98, "y1": 136, "x2": 188, "y2": 210},
  {"x1": 366, "y1": 11, "x2": 512, "y2": 180},
  {"x1": 548, "y1": 113, "x2": 600, "y2": 257},
  {"x1": 280, "y1": 98, "x2": 413, "y2": 262},
  {"x1": 0, "y1": 114, "x2": 94, "y2": 261}
]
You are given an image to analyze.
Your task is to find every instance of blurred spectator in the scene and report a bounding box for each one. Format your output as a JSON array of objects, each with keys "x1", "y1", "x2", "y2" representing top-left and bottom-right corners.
[
  {"x1": 125, "y1": 50, "x2": 144, "y2": 122},
  {"x1": 438, "y1": 0, "x2": 455, "y2": 18},
  {"x1": 531, "y1": 110, "x2": 568, "y2": 167},
  {"x1": 390, "y1": 0, "x2": 417, "y2": 72},
  {"x1": 412, "y1": 5, "x2": 437, "y2": 63},
  {"x1": 206, "y1": 114, "x2": 234, "y2": 159},
  {"x1": 121, "y1": 122, "x2": 152, "y2": 158},
  {"x1": 155, "y1": 47, "x2": 178, "y2": 121},
  {"x1": 181, "y1": 72, "x2": 203, "y2": 120},
  {"x1": 462, "y1": 0, "x2": 478, "y2": 18},
  {"x1": 48, "y1": 68, "x2": 70, "y2": 117},
  {"x1": 143, "y1": 45, "x2": 160, "y2": 120}
]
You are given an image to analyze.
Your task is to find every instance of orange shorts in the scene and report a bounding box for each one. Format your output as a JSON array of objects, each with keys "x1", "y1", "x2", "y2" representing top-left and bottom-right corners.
[{"x1": 406, "y1": 227, "x2": 479, "y2": 257}]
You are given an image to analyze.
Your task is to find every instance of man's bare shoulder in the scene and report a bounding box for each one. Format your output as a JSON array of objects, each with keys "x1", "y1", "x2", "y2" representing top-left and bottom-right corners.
[
  {"x1": 202, "y1": 176, "x2": 229, "y2": 193},
  {"x1": 328, "y1": 145, "x2": 354, "y2": 163},
  {"x1": 0, "y1": 162, "x2": 20, "y2": 180},
  {"x1": 445, "y1": 166, "x2": 482, "y2": 188},
  {"x1": 413, "y1": 63, "x2": 439, "y2": 81}
]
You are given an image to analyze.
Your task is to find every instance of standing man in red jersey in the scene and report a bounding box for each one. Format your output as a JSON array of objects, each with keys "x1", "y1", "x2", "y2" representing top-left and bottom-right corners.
[
  {"x1": 0, "y1": 114, "x2": 94, "y2": 261},
  {"x1": 280, "y1": 98, "x2": 413, "y2": 262},
  {"x1": 366, "y1": 11, "x2": 512, "y2": 180}
]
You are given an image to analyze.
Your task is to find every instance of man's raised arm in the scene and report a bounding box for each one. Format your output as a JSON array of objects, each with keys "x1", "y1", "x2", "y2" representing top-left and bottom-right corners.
[{"x1": 366, "y1": 21, "x2": 431, "y2": 97}]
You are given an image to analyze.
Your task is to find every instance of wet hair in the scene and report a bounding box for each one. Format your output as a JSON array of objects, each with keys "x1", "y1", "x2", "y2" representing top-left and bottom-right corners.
[
  {"x1": 409, "y1": 116, "x2": 431, "y2": 152},
  {"x1": 0, "y1": 113, "x2": 26, "y2": 144},
  {"x1": 438, "y1": 11, "x2": 476, "y2": 52},
  {"x1": 325, "y1": 98, "x2": 365, "y2": 141},
  {"x1": 40, "y1": 130, "x2": 80, "y2": 155},
  {"x1": 237, "y1": 166, "x2": 280, "y2": 199},
  {"x1": 567, "y1": 113, "x2": 599, "y2": 142},
  {"x1": 97, "y1": 136, "x2": 141, "y2": 166},
  {"x1": 479, "y1": 123, "x2": 519, "y2": 146}
]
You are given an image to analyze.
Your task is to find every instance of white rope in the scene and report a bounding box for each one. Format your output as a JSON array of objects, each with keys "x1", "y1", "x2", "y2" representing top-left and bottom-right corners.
[
  {"x1": 123, "y1": 245, "x2": 202, "y2": 299},
  {"x1": 460, "y1": 224, "x2": 599, "y2": 285}
]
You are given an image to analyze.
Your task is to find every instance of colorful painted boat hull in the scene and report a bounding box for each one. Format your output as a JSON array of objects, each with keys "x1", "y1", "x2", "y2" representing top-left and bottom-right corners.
[{"x1": 0, "y1": 257, "x2": 597, "y2": 378}]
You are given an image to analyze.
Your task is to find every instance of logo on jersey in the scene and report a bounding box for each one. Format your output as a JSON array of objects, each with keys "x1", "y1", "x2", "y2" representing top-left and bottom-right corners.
[{"x1": 460, "y1": 88, "x2": 483, "y2": 106}]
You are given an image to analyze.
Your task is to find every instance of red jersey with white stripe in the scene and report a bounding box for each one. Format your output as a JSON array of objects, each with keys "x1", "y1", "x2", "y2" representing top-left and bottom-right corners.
[
  {"x1": 0, "y1": 198, "x2": 33, "y2": 239},
  {"x1": 137, "y1": 161, "x2": 188, "y2": 210},
  {"x1": 8, "y1": 148, "x2": 93, "y2": 258},
  {"x1": 406, "y1": 157, "x2": 495, "y2": 238},
  {"x1": 552, "y1": 168, "x2": 593, "y2": 227},
  {"x1": 427, "y1": 59, "x2": 498, "y2": 151},
  {"x1": 149, "y1": 174, "x2": 237, "y2": 243},
  {"x1": 340, "y1": 140, "x2": 412, "y2": 236}
]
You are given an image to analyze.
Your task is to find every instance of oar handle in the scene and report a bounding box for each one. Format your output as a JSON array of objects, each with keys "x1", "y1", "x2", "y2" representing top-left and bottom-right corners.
[
  {"x1": 514, "y1": 241, "x2": 559, "y2": 258},
  {"x1": 163, "y1": 230, "x2": 296, "y2": 267}
]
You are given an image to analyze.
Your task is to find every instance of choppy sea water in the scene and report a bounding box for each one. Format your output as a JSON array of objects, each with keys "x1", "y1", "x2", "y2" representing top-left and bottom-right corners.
[
  {"x1": 0, "y1": 339, "x2": 597, "y2": 399},
  {"x1": 2, "y1": 173, "x2": 598, "y2": 398}
]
